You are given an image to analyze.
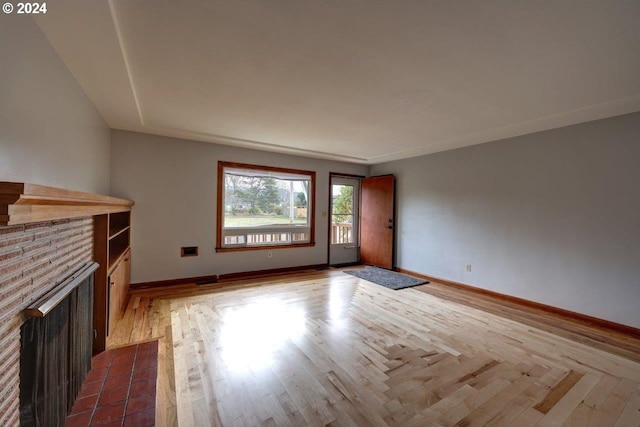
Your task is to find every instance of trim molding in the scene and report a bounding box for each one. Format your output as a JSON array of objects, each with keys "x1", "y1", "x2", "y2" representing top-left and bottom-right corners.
[
  {"x1": 130, "y1": 263, "x2": 328, "y2": 290},
  {"x1": 130, "y1": 274, "x2": 219, "y2": 290},
  {"x1": 397, "y1": 267, "x2": 640, "y2": 340},
  {"x1": 0, "y1": 182, "x2": 133, "y2": 225},
  {"x1": 218, "y1": 264, "x2": 328, "y2": 281},
  {"x1": 329, "y1": 262, "x2": 361, "y2": 269},
  {"x1": 215, "y1": 242, "x2": 315, "y2": 253}
]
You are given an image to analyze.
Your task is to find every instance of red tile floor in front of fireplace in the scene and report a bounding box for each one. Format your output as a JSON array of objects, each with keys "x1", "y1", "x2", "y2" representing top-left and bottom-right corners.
[{"x1": 65, "y1": 340, "x2": 158, "y2": 427}]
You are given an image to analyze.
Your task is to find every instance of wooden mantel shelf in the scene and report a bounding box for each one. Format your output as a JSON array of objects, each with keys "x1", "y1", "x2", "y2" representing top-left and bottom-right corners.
[{"x1": 0, "y1": 182, "x2": 134, "y2": 225}]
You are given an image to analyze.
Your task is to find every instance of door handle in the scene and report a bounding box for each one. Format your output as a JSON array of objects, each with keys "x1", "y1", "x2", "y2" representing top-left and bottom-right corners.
[{"x1": 386, "y1": 225, "x2": 393, "y2": 229}]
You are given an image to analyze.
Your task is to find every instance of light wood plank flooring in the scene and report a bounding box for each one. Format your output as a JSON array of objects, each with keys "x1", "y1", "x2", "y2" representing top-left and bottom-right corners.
[
  {"x1": 109, "y1": 269, "x2": 640, "y2": 426},
  {"x1": 414, "y1": 281, "x2": 640, "y2": 363}
]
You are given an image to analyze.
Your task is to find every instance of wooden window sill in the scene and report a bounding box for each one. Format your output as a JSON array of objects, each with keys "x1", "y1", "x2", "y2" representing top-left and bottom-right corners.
[{"x1": 215, "y1": 242, "x2": 316, "y2": 253}]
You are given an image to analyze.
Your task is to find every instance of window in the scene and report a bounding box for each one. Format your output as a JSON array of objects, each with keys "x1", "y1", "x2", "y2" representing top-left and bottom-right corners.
[{"x1": 216, "y1": 162, "x2": 315, "y2": 251}]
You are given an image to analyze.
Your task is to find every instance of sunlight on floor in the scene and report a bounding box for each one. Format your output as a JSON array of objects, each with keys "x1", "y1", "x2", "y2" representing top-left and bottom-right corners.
[{"x1": 220, "y1": 298, "x2": 306, "y2": 373}]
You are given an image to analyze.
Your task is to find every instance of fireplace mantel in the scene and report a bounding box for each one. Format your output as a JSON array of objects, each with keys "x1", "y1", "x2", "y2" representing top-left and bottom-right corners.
[{"x1": 0, "y1": 182, "x2": 133, "y2": 225}]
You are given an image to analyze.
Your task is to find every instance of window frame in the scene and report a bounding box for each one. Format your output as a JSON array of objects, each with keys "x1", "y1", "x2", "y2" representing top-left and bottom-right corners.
[{"x1": 216, "y1": 161, "x2": 316, "y2": 252}]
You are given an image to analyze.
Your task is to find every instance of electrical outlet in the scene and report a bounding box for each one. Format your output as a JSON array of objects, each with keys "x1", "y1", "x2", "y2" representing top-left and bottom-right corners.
[
  {"x1": 268, "y1": 251, "x2": 273, "y2": 258},
  {"x1": 466, "y1": 264, "x2": 472, "y2": 272}
]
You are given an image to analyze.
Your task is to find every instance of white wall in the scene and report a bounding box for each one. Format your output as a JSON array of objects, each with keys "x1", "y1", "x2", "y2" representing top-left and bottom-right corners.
[
  {"x1": 110, "y1": 130, "x2": 368, "y2": 283},
  {"x1": 371, "y1": 112, "x2": 640, "y2": 328},
  {"x1": 0, "y1": 16, "x2": 110, "y2": 194}
]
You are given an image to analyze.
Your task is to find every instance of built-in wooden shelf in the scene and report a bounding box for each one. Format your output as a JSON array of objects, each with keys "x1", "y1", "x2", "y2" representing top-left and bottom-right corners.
[
  {"x1": 94, "y1": 210, "x2": 133, "y2": 354},
  {"x1": 107, "y1": 211, "x2": 131, "y2": 271},
  {"x1": 0, "y1": 182, "x2": 133, "y2": 225},
  {"x1": 108, "y1": 210, "x2": 131, "y2": 236},
  {"x1": 0, "y1": 182, "x2": 134, "y2": 356},
  {"x1": 108, "y1": 230, "x2": 130, "y2": 272}
]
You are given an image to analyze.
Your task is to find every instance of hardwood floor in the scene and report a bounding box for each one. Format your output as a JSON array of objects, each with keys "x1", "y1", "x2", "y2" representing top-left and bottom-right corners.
[
  {"x1": 414, "y1": 281, "x2": 640, "y2": 363},
  {"x1": 109, "y1": 269, "x2": 640, "y2": 426}
]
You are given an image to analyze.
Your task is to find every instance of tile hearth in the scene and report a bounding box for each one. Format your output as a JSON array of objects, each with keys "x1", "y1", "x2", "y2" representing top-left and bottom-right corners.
[{"x1": 65, "y1": 341, "x2": 158, "y2": 427}]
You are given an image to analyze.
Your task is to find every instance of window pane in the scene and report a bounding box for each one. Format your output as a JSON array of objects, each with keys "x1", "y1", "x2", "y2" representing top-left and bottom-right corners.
[
  {"x1": 331, "y1": 185, "x2": 354, "y2": 244},
  {"x1": 224, "y1": 173, "x2": 310, "y2": 228}
]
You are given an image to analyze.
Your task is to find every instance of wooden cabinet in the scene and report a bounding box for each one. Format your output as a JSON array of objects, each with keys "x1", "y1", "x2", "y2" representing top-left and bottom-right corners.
[
  {"x1": 108, "y1": 249, "x2": 130, "y2": 337},
  {"x1": 93, "y1": 211, "x2": 131, "y2": 354}
]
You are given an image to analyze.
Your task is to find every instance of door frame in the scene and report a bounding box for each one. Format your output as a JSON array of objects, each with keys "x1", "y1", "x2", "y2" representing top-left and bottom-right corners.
[{"x1": 327, "y1": 172, "x2": 365, "y2": 267}]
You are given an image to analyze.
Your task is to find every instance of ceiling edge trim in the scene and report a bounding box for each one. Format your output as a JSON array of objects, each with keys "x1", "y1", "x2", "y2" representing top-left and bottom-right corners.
[
  {"x1": 367, "y1": 94, "x2": 640, "y2": 164},
  {"x1": 143, "y1": 94, "x2": 640, "y2": 165},
  {"x1": 139, "y1": 125, "x2": 371, "y2": 164},
  {"x1": 108, "y1": 0, "x2": 144, "y2": 126}
]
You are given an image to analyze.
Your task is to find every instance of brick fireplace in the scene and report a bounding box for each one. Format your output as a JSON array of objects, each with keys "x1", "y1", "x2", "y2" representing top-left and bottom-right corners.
[{"x1": 0, "y1": 218, "x2": 93, "y2": 426}]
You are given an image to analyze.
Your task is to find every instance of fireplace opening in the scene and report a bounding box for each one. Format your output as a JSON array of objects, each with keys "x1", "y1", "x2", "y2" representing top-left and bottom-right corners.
[{"x1": 19, "y1": 262, "x2": 98, "y2": 427}]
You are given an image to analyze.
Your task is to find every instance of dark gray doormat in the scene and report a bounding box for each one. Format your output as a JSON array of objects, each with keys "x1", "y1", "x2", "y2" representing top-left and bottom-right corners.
[{"x1": 344, "y1": 267, "x2": 428, "y2": 290}]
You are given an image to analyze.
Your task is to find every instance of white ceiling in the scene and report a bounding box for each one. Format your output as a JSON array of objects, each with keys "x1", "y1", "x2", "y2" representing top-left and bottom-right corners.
[{"x1": 35, "y1": 1, "x2": 640, "y2": 164}]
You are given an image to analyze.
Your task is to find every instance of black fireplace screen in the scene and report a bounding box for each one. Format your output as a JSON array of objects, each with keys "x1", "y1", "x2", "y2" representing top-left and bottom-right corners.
[{"x1": 20, "y1": 262, "x2": 98, "y2": 427}]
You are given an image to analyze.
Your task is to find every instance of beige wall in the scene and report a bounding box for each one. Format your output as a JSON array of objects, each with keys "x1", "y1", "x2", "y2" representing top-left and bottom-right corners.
[
  {"x1": 0, "y1": 16, "x2": 110, "y2": 425},
  {"x1": 110, "y1": 130, "x2": 368, "y2": 283},
  {"x1": 0, "y1": 16, "x2": 110, "y2": 194},
  {"x1": 372, "y1": 112, "x2": 640, "y2": 328}
]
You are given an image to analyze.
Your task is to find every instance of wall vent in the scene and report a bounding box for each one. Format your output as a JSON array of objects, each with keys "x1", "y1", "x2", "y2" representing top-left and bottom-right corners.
[{"x1": 181, "y1": 246, "x2": 198, "y2": 257}]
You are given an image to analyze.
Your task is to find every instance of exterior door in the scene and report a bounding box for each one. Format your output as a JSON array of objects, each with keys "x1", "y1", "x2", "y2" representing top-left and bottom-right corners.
[
  {"x1": 329, "y1": 176, "x2": 360, "y2": 266},
  {"x1": 360, "y1": 174, "x2": 395, "y2": 269}
]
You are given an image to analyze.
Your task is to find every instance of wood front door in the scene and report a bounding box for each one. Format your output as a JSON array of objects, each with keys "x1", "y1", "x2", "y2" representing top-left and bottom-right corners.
[{"x1": 360, "y1": 174, "x2": 395, "y2": 269}]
